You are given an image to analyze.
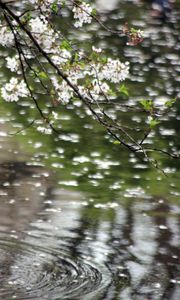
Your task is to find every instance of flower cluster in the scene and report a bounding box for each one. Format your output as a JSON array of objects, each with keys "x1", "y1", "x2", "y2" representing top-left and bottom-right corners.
[
  {"x1": 72, "y1": 2, "x2": 93, "y2": 28},
  {"x1": 79, "y1": 79, "x2": 110, "y2": 101},
  {"x1": 37, "y1": 125, "x2": 52, "y2": 134},
  {"x1": 87, "y1": 58, "x2": 129, "y2": 84},
  {"x1": 92, "y1": 46, "x2": 102, "y2": 53},
  {"x1": 0, "y1": 23, "x2": 14, "y2": 47},
  {"x1": 29, "y1": 16, "x2": 59, "y2": 52},
  {"x1": 28, "y1": 15, "x2": 73, "y2": 67},
  {"x1": 99, "y1": 59, "x2": 129, "y2": 83},
  {"x1": 29, "y1": 15, "x2": 48, "y2": 35},
  {"x1": 52, "y1": 50, "x2": 71, "y2": 66},
  {"x1": 1, "y1": 77, "x2": 29, "y2": 102},
  {"x1": 91, "y1": 80, "x2": 110, "y2": 98},
  {"x1": 52, "y1": 77, "x2": 73, "y2": 104},
  {"x1": 6, "y1": 55, "x2": 19, "y2": 72},
  {"x1": 0, "y1": 1, "x2": 130, "y2": 110}
]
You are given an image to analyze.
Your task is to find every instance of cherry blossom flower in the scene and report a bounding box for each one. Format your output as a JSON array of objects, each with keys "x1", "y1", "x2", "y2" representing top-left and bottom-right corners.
[
  {"x1": 52, "y1": 50, "x2": 71, "y2": 66},
  {"x1": 99, "y1": 58, "x2": 129, "y2": 83},
  {"x1": 1, "y1": 77, "x2": 29, "y2": 102},
  {"x1": 6, "y1": 55, "x2": 19, "y2": 72},
  {"x1": 29, "y1": 16, "x2": 58, "y2": 52},
  {"x1": 37, "y1": 126, "x2": 52, "y2": 134},
  {"x1": 92, "y1": 46, "x2": 102, "y2": 53},
  {"x1": 72, "y1": 2, "x2": 93, "y2": 28},
  {"x1": 0, "y1": 24, "x2": 14, "y2": 47}
]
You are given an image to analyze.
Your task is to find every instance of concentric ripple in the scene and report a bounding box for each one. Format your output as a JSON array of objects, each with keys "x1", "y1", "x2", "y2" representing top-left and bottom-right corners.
[{"x1": 0, "y1": 237, "x2": 110, "y2": 300}]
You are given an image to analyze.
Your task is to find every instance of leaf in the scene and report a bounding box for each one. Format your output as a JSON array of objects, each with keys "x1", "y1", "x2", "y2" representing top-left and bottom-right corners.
[
  {"x1": 51, "y1": 2, "x2": 58, "y2": 14},
  {"x1": 149, "y1": 118, "x2": 160, "y2": 129},
  {"x1": 23, "y1": 12, "x2": 32, "y2": 22},
  {"x1": 60, "y1": 40, "x2": 72, "y2": 51},
  {"x1": 38, "y1": 71, "x2": 48, "y2": 79},
  {"x1": 140, "y1": 99, "x2": 153, "y2": 111},
  {"x1": 100, "y1": 56, "x2": 107, "y2": 64},
  {"x1": 91, "y1": 8, "x2": 97, "y2": 16},
  {"x1": 119, "y1": 84, "x2": 129, "y2": 97},
  {"x1": 130, "y1": 27, "x2": 137, "y2": 34},
  {"x1": 113, "y1": 140, "x2": 121, "y2": 145},
  {"x1": 165, "y1": 98, "x2": 176, "y2": 108}
]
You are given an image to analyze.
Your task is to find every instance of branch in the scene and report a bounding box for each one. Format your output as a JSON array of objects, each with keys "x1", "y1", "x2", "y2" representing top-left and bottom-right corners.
[{"x1": 0, "y1": 0, "x2": 179, "y2": 173}]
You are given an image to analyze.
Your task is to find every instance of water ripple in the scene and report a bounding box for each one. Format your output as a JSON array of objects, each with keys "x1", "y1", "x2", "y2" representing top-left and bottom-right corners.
[{"x1": 0, "y1": 237, "x2": 110, "y2": 300}]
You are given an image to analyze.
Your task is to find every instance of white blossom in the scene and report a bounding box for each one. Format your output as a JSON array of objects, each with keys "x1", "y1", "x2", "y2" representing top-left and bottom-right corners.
[
  {"x1": 137, "y1": 29, "x2": 144, "y2": 38},
  {"x1": 0, "y1": 25, "x2": 14, "y2": 47},
  {"x1": 52, "y1": 77, "x2": 73, "y2": 104},
  {"x1": 52, "y1": 111, "x2": 58, "y2": 119},
  {"x1": 37, "y1": 126, "x2": 52, "y2": 134},
  {"x1": 90, "y1": 79, "x2": 110, "y2": 100},
  {"x1": 6, "y1": 55, "x2": 19, "y2": 72},
  {"x1": 29, "y1": 0, "x2": 56, "y2": 12},
  {"x1": 78, "y1": 80, "x2": 110, "y2": 101},
  {"x1": 52, "y1": 50, "x2": 71, "y2": 66},
  {"x1": 99, "y1": 58, "x2": 129, "y2": 83},
  {"x1": 92, "y1": 46, "x2": 102, "y2": 53},
  {"x1": 83, "y1": 63, "x2": 101, "y2": 77},
  {"x1": 1, "y1": 77, "x2": 29, "y2": 102},
  {"x1": 29, "y1": 16, "x2": 57, "y2": 52},
  {"x1": 58, "y1": 82, "x2": 73, "y2": 104},
  {"x1": 0, "y1": 2, "x2": 130, "y2": 109},
  {"x1": 73, "y1": 2, "x2": 93, "y2": 28},
  {"x1": 29, "y1": 16, "x2": 48, "y2": 35}
]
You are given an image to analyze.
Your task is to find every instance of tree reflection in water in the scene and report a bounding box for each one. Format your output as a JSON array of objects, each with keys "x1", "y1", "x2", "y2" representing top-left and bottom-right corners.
[{"x1": 0, "y1": 162, "x2": 179, "y2": 299}]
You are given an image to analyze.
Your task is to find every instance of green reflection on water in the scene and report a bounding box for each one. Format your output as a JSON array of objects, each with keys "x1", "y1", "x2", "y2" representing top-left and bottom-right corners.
[
  {"x1": 0, "y1": 98, "x2": 179, "y2": 205},
  {"x1": 0, "y1": 0, "x2": 180, "y2": 205}
]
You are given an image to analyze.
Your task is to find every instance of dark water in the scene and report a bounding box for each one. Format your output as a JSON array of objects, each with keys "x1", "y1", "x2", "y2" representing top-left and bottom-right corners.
[{"x1": 0, "y1": 1, "x2": 180, "y2": 299}]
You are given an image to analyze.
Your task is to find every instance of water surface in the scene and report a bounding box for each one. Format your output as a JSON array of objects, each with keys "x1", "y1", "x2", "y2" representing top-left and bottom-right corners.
[{"x1": 0, "y1": 0, "x2": 180, "y2": 299}]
